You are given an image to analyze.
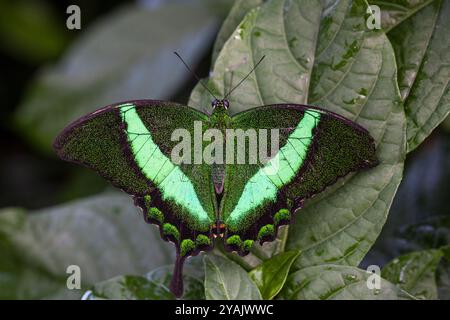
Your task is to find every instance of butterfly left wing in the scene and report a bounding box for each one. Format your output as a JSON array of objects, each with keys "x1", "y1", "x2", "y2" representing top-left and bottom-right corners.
[
  {"x1": 54, "y1": 100, "x2": 216, "y2": 296},
  {"x1": 220, "y1": 104, "x2": 378, "y2": 254}
]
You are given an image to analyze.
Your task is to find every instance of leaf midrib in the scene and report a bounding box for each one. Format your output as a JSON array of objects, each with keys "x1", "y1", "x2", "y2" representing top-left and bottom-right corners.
[{"x1": 208, "y1": 258, "x2": 232, "y2": 300}]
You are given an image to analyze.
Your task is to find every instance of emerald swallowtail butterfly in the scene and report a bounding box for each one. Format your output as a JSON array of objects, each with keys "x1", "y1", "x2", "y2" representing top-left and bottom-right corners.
[{"x1": 54, "y1": 55, "x2": 378, "y2": 298}]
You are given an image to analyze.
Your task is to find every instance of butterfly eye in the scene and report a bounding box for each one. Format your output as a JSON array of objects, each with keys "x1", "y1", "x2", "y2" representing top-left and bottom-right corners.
[
  {"x1": 223, "y1": 100, "x2": 229, "y2": 109},
  {"x1": 211, "y1": 99, "x2": 219, "y2": 108}
]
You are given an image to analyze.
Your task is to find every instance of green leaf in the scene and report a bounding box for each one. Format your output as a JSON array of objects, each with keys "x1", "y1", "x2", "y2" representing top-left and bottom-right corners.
[
  {"x1": 14, "y1": 2, "x2": 219, "y2": 153},
  {"x1": 279, "y1": 264, "x2": 414, "y2": 300},
  {"x1": 212, "y1": 0, "x2": 264, "y2": 62},
  {"x1": 249, "y1": 250, "x2": 300, "y2": 300},
  {"x1": 203, "y1": 254, "x2": 262, "y2": 300},
  {"x1": 0, "y1": 192, "x2": 173, "y2": 299},
  {"x1": 382, "y1": 249, "x2": 444, "y2": 299},
  {"x1": 86, "y1": 275, "x2": 174, "y2": 300},
  {"x1": 191, "y1": 0, "x2": 405, "y2": 270},
  {"x1": 369, "y1": 0, "x2": 435, "y2": 32},
  {"x1": 384, "y1": 0, "x2": 450, "y2": 152}
]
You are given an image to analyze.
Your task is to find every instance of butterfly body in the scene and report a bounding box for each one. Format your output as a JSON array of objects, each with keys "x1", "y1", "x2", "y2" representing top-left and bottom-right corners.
[
  {"x1": 54, "y1": 99, "x2": 378, "y2": 298},
  {"x1": 208, "y1": 100, "x2": 230, "y2": 196}
]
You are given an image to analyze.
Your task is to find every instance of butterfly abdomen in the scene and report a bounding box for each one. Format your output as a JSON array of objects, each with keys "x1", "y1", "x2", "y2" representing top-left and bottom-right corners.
[{"x1": 212, "y1": 164, "x2": 225, "y2": 194}]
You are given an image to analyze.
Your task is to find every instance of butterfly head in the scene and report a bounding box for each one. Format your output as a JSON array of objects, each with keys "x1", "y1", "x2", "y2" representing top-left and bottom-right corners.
[{"x1": 212, "y1": 99, "x2": 229, "y2": 110}]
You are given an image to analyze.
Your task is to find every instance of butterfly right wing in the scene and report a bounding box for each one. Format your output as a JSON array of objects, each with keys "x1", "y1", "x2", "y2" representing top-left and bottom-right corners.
[{"x1": 220, "y1": 104, "x2": 378, "y2": 255}]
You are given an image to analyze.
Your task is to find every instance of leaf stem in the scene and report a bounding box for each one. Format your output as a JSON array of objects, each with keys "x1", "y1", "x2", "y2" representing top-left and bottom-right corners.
[
  {"x1": 250, "y1": 244, "x2": 270, "y2": 261},
  {"x1": 277, "y1": 225, "x2": 289, "y2": 253},
  {"x1": 223, "y1": 252, "x2": 254, "y2": 271},
  {"x1": 216, "y1": 242, "x2": 254, "y2": 271}
]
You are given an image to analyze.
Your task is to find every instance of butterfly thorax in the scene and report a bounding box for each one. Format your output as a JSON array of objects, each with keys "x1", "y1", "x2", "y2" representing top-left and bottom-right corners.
[{"x1": 210, "y1": 99, "x2": 231, "y2": 130}]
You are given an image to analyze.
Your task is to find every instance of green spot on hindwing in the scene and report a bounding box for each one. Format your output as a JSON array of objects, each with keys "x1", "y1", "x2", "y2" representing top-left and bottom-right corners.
[
  {"x1": 147, "y1": 207, "x2": 164, "y2": 224},
  {"x1": 257, "y1": 224, "x2": 275, "y2": 241},
  {"x1": 196, "y1": 234, "x2": 211, "y2": 247},
  {"x1": 243, "y1": 240, "x2": 254, "y2": 252},
  {"x1": 274, "y1": 209, "x2": 290, "y2": 225},
  {"x1": 226, "y1": 235, "x2": 243, "y2": 248},
  {"x1": 162, "y1": 223, "x2": 180, "y2": 241},
  {"x1": 180, "y1": 239, "x2": 196, "y2": 256}
]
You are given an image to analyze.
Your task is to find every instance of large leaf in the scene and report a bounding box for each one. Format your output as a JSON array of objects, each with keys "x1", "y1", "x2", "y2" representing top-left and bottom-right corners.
[
  {"x1": 203, "y1": 255, "x2": 262, "y2": 300},
  {"x1": 382, "y1": 249, "x2": 443, "y2": 299},
  {"x1": 190, "y1": 0, "x2": 406, "y2": 270},
  {"x1": 249, "y1": 251, "x2": 300, "y2": 300},
  {"x1": 14, "y1": 2, "x2": 219, "y2": 152},
  {"x1": 280, "y1": 264, "x2": 414, "y2": 300},
  {"x1": 371, "y1": 0, "x2": 450, "y2": 152},
  {"x1": 0, "y1": 192, "x2": 173, "y2": 299}
]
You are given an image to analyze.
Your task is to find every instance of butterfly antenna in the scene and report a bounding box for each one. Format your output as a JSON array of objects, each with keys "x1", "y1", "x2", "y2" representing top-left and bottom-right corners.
[
  {"x1": 174, "y1": 51, "x2": 219, "y2": 101},
  {"x1": 224, "y1": 55, "x2": 266, "y2": 100}
]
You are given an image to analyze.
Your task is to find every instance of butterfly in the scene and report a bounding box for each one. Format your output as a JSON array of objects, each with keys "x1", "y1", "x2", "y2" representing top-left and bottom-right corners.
[{"x1": 53, "y1": 54, "x2": 378, "y2": 298}]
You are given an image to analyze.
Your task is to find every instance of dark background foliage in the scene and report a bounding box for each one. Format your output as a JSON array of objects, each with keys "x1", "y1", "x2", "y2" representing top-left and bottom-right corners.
[{"x1": 0, "y1": 0, "x2": 220, "y2": 209}]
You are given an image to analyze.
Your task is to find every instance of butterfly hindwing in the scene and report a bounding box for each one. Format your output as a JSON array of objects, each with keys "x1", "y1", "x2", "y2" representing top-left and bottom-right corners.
[
  {"x1": 54, "y1": 100, "x2": 217, "y2": 261},
  {"x1": 221, "y1": 104, "x2": 378, "y2": 254}
]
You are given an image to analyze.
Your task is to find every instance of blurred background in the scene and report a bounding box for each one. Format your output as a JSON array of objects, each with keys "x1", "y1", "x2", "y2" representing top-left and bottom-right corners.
[
  {"x1": 0, "y1": 0, "x2": 449, "y2": 299},
  {"x1": 0, "y1": 0, "x2": 230, "y2": 208}
]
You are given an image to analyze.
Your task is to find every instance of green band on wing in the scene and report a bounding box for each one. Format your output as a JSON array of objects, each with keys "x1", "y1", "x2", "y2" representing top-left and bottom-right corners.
[
  {"x1": 226, "y1": 110, "x2": 320, "y2": 229},
  {"x1": 119, "y1": 104, "x2": 211, "y2": 227}
]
